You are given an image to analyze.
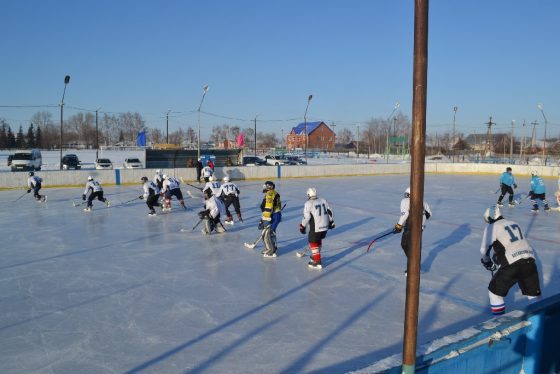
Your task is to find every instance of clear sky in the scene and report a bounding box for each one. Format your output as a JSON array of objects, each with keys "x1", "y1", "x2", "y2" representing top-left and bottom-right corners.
[{"x1": 1, "y1": 0, "x2": 558, "y2": 139}]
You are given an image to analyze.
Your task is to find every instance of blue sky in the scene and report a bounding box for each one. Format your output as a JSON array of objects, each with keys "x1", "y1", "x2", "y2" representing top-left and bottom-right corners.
[{"x1": 1, "y1": 1, "x2": 558, "y2": 139}]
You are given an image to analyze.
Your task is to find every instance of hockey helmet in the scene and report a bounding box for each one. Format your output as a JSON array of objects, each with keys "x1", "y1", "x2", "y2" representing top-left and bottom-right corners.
[
  {"x1": 506, "y1": 167, "x2": 512, "y2": 172},
  {"x1": 203, "y1": 187, "x2": 213, "y2": 198},
  {"x1": 404, "y1": 187, "x2": 410, "y2": 198},
  {"x1": 156, "y1": 169, "x2": 161, "y2": 174},
  {"x1": 223, "y1": 176, "x2": 230, "y2": 183},
  {"x1": 531, "y1": 170, "x2": 538, "y2": 176},
  {"x1": 306, "y1": 187, "x2": 317, "y2": 199},
  {"x1": 263, "y1": 181, "x2": 275, "y2": 192},
  {"x1": 29, "y1": 171, "x2": 34, "y2": 176},
  {"x1": 141, "y1": 176, "x2": 148, "y2": 183},
  {"x1": 484, "y1": 205, "x2": 503, "y2": 224},
  {"x1": 162, "y1": 174, "x2": 168, "y2": 180},
  {"x1": 209, "y1": 175, "x2": 215, "y2": 182},
  {"x1": 88, "y1": 176, "x2": 94, "y2": 181}
]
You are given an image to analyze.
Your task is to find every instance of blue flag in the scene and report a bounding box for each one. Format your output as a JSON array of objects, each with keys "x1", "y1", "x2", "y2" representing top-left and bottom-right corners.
[{"x1": 136, "y1": 130, "x2": 146, "y2": 147}]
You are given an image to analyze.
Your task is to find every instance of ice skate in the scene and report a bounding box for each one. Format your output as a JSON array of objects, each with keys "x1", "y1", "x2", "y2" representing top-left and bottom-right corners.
[
  {"x1": 496, "y1": 202, "x2": 504, "y2": 207},
  {"x1": 531, "y1": 207, "x2": 539, "y2": 213},
  {"x1": 148, "y1": 210, "x2": 156, "y2": 216},
  {"x1": 263, "y1": 251, "x2": 277, "y2": 258},
  {"x1": 84, "y1": 207, "x2": 92, "y2": 212},
  {"x1": 105, "y1": 200, "x2": 111, "y2": 207},
  {"x1": 225, "y1": 217, "x2": 234, "y2": 225},
  {"x1": 308, "y1": 259, "x2": 322, "y2": 269}
]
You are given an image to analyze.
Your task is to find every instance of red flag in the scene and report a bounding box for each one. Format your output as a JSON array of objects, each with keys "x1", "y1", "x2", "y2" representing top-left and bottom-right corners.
[{"x1": 236, "y1": 133, "x2": 245, "y2": 147}]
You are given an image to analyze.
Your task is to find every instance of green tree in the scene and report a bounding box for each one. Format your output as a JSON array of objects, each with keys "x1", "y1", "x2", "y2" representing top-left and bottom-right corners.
[
  {"x1": 36, "y1": 126, "x2": 43, "y2": 149},
  {"x1": 7, "y1": 127, "x2": 16, "y2": 148},
  {"x1": 16, "y1": 125, "x2": 25, "y2": 148},
  {"x1": 26, "y1": 123, "x2": 36, "y2": 148}
]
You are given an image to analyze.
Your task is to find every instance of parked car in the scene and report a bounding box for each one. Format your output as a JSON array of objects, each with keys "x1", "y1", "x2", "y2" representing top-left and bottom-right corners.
[
  {"x1": 264, "y1": 155, "x2": 285, "y2": 166},
  {"x1": 7, "y1": 154, "x2": 13, "y2": 166},
  {"x1": 61, "y1": 154, "x2": 81, "y2": 170},
  {"x1": 285, "y1": 155, "x2": 307, "y2": 165},
  {"x1": 242, "y1": 156, "x2": 267, "y2": 166},
  {"x1": 95, "y1": 158, "x2": 113, "y2": 170},
  {"x1": 11, "y1": 149, "x2": 42, "y2": 171},
  {"x1": 123, "y1": 158, "x2": 143, "y2": 169}
]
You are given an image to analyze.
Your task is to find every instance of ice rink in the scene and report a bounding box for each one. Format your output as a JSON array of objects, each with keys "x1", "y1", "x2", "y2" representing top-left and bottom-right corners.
[{"x1": 1, "y1": 173, "x2": 559, "y2": 373}]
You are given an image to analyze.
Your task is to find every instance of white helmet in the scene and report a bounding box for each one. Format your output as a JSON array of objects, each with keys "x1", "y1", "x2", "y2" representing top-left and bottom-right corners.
[
  {"x1": 484, "y1": 205, "x2": 503, "y2": 224},
  {"x1": 209, "y1": 175, "x2": 215, "y2": 182},
  {"x1": 163, "y1": 174, "x2": 168, "y2": 180},
  {"x1": 156, "y1": 169, "x2": 161, "y2": 174},
  {"x1": 306, "y1": 187, "x2": 317, "y2": 199},
  {"x1": 404, "y1": 187, "x2": 410, "y2": 198},
  {"x1": 223, "y1": 176, "x2": 230, "y2": 183},
  {"x1": 88, "y1": 176, "x2": 93, "y2": 181}
]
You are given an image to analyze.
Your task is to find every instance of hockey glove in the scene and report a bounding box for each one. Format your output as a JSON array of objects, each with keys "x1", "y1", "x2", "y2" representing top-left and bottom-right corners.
[
  {"x1": 424, "y1": 211, "x2": 431, "y2": 220},
  {"x1": 27, "y1": 189, "x2": 31, "y2": 193},
  {"x1": 139, "y1": 195, "x2": 144, "y2": 200},
  {"x1": 82, "y1": 194, "x2": 86, "y2": 201},
  {"x1": 299, "y1": 224, "x2": 306, "y2": 235},
  {"x1": 513, "y1": 183, "x2": 517, "y2": 189},
  {"x1": 329, "y1": 220, "x2": 336, "y2": 229},
  {"x1": 481, "y1": 258, "x2": 496, "y2": 272},
  {"x1": 198, "y1": 210, "x2": 209, "y2": 220},
  {"x1": 258, "y1": 220, "x2": 265, "y2": 230},
  {"x1": 393, "y1": 223, "x2": 403, "y2": 233}
]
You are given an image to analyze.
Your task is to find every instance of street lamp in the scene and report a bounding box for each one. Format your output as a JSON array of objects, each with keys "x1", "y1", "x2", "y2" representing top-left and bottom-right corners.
[
  {"x1": 386, "y1": 102, "x2": 400, "y2": 161},
  {"x1": 166, "y1": 109, "x2": 171, "y2": 144},
  {"x1": 254, "y1": 114, "x2": 259, "y2": 156},
  {"x1": 59, "y1": 75, "x2": 70, "y2": 170},
  {"x1": 95, "y1": 107, "x2": 101, "y2": 161},
  {"x1": 537, "y1": 103, "x2": 548, "y2": 165},
  {"x1": 197, "y1": 85, "x2": 209, "y2": 159},
  {"x1": 452, "y1": 106, "x2": 458, "y2": 162},
  {"x1": 304, "y1": 94, "x2": 313, "y2": 159}
]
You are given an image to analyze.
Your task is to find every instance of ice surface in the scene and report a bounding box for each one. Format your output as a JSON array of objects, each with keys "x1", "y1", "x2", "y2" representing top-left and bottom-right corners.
[{"x1": 0, "y1": 174, "x2": 558, "y2": 373}]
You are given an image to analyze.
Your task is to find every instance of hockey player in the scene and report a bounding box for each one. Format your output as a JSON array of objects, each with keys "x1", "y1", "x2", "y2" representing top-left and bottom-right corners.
[
  {"x1": 161, "y1": 174, "x2": 186, "y2": 211},
  {"x1": 201, "y1": 163, "x2": 213, "y2": 182},
  {"x1": 393, "y1": 187, "x2": 432, "y2": 275},
  {"x1": 27, "y1": 171, "x2": 46, "y2": 201},
  {"x1": 529, "y1": 170, "x2": 550, "y2": 212},
  {"x1": 140, "y1": 176, "x2": 161, "y2": 216},
  {"x1": 299, "y1": 187, "x2": 335, "y2": 269},
  {"x1": 203, "y1": 175, "x2": 221, "y2": 197},
  {"x1": 480, "y1": 205, "x2": 541, "y2": 315},
  {"x1": 219, "y1": 176, "x2": 242, "y2": 224},
  {"x1": 497, "y1": 167, "x2": 517, "y2": 207},
  {"x1": 196, "y1": 158, "x2": 203, "y2": 182},
  {"x1": 259, "y1": 181, "x2": 282, "y2": 257},
  {"x1": 154, "y1": 169, "x2": 164, "y2": 190},
  {"x1": 198, "y1": 188, "x2": 226, "y2": 234},
  {"x1": 82, "y1": 176, "x2": 110, "y2": 212}
]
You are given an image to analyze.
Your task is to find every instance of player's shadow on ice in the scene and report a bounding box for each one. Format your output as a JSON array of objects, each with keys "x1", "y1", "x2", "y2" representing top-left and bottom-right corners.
[{"x1": 421, "y1": 223, "x2": 471, "y2": 273}]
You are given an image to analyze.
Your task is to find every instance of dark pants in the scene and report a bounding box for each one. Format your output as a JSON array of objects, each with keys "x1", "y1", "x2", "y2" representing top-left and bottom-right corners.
[
  {"x1": 87, "y1": 191, "x2": 106, "y2": 207},
  {"x1": 223, "y1": 194, "x2": 241, "y2": 217},
  {"x1": 32, "y1": 183, "x2": 42, "y2": 199},
  {"x1": 146, "y1": 194, "x2": 160, "y2": 212},
  {"x1": 489, "y1": 258, "x2": 541, "y2": 297},
  {"x1": 498, "y1": 184, "x2": 514, "y2": 204},
  {"x1": 401, "y1": 226, "x2": 411, "y2": 258}
]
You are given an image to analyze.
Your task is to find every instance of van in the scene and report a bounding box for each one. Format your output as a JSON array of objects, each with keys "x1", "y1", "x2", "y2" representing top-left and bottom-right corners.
[{"x1": 10, "y1": 149, "x2": 42, "y2": 172}]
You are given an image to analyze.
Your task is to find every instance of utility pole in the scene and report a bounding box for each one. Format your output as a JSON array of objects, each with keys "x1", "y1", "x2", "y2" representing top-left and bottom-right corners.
[
  {"x1": 510, "y1": 120, "x2": 514, "y2": 162},
  {"x1": 530, "y1": 120, "x2": 539, "y2": 149},
  {"x1": 452, "y1": 106, "x2": 458, "y2": 162},
  {"x1": 484, "y1": 116, "x2": 495, "y2": 156}
]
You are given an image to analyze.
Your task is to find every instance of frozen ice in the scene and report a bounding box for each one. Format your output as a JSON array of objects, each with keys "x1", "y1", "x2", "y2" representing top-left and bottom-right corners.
[{"x1": 0, "y1": 173, "x2": 558, "y2": 373}]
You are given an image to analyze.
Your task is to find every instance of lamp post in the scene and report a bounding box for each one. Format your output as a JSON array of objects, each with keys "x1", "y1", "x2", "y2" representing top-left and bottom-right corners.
[
  {"x1": 254, "y1": 114, "x2": 258, "y2": 156},
  {"x1": 166, "y1": 109, "x2": 171, "y2": 144},
  {"x1": 356, "y1": 123, "x2": 360, "y2": 159},
  {"x1": 387, "y1": 102, "x2": 400, "y2": 161},
  {"x1": 59, "y1": 75, "x2": 70, "y2": 170},
  {"x1": 197, "y1": 85, "x2": 209, "y2": 159},
  {"x1": 537, "y1": 103, "x2": 548, "y2": 165},
  {"x1": 510, "y1": 120, "x2": 515, "y2": 162},
  {"x1": 304, "y1": 94, "x2": 313, "y2": 160},
  {"x1": 452, "y1": 106, "x2": 458, "y2": 162},
  {"x1": 95, "y1": 107, "x2": 101, "y2": 161}
]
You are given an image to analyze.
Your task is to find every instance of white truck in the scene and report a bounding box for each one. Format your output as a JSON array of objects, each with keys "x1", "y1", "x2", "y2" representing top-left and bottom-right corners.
[{"x1": 10, "y1": 149, "x2": 42, "y2": 172}]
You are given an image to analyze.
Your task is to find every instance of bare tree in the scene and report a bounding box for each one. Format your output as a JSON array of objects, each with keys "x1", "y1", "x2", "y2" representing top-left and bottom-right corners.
[
  {"x1": 258, "y1": 132, "x2": 278, "y2": 149},
  {"x1": 337, "y1": 128, "x2": 354, "y2": 145}
]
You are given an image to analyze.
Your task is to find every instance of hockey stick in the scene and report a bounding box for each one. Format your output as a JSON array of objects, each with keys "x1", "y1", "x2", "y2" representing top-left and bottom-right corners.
[
  {"x1": 73, "y1": 200, "x2": 87, "y2": 207},
  {"x1": 122, "y1": 197, "x2": 141, "y2": 205},
  {"x1": 493, "y1": 187, "x2": 500, "y2": 194},
  {"x1": 181, "y1": 218, "x2": 204, "y2": 232},
  {"x1": 14, "y1": 190, "x2": 29, "y2": 202},
  {"x1": 187, "y1": 190, "x2": 201, "y2": 199},
  {"x1": 366, "y1": 229, "x2": 395, "y2": 253}
]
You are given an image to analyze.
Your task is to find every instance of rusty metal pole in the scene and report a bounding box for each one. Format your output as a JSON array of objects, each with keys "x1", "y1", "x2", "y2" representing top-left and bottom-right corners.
[{"x1": 402, "y1": 0, "x2": 429, "y2": 373}]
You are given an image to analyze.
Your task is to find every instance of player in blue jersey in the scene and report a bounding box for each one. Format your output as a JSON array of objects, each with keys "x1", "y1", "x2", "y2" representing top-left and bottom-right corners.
[{"x1": 497, "y1": 167, "x2": 517, "y2": 207}]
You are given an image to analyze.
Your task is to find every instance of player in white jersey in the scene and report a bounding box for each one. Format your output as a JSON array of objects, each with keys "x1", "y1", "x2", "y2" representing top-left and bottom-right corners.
[
  {"x1": 153, "y1": 169, "x2": 164, "y2": 190},
  {"x1": 198, "y1": 188, "x2": 226, "y2": 234},
  {"x1": 203, "y1": 175, "x2": 221, "y2": 197},
  {"x1": 140, "y1": 176, "x2": 161, "y2": 216},
  {"x1": 219, "y1": 176, "x2": 242, "y2": 224},
  {"x1": 480, "y1": 205, "x2": 541, "y2": 315},
  {"x1": 201, "y1": 165, "x2": 213, "y2": 182},
  {"x1": 161, "y1": 174, "x2": 186, "y2": 211},
  {"x1": 393, "y1": 187, "x2": 431, "y2": 275},
  {"x1": 82, "y1": 176, "x2": 110, "y2": 212},
  {"x1": 27, "y1": 171, "x2": 46, "y2": 201},
  {"x1": 299, "y1": 187, "x2": 335, "y2": 269}
]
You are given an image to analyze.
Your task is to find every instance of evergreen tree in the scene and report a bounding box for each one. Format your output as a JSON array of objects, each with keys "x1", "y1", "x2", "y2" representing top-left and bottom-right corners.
[
  {"x1": 0, "y1": 124, "x2": 7, "y2": 149},
  {"x1": 16, "y1": 125, "x2": 25, "y2": 148},
  {"x1": 7, "y1": 127, "x2": 16, "y2": 149},
  {"x1": 26, "y1": 123, "x2": 35, "y2": 148},
  {"x1": 36, "y1": 126, "x2": 43, "y2": 149}
]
